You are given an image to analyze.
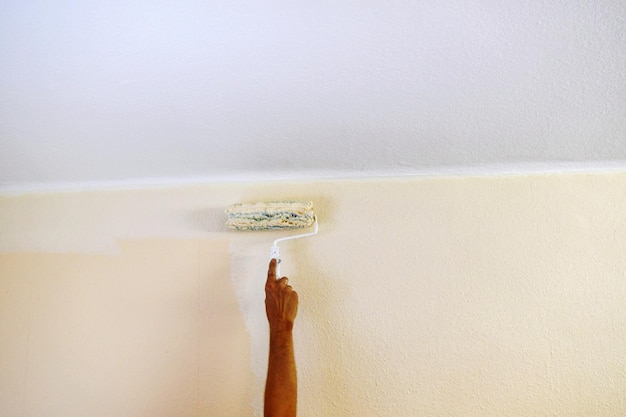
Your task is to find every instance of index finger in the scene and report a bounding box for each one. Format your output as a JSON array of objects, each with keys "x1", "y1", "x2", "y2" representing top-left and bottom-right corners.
[{"x1": 267, "y1": 258, "x2": 277, "y2": 286}]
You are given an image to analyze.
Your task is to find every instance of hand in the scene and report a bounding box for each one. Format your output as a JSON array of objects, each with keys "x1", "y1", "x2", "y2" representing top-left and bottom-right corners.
[{"x1": 265, "y1": 259, "x2": 298, "y2": 332}]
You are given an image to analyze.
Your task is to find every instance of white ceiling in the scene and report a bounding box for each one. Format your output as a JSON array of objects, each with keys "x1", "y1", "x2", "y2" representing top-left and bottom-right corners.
[{"x1": 1, "y1": 1, "x2": 625, "y2": 193}]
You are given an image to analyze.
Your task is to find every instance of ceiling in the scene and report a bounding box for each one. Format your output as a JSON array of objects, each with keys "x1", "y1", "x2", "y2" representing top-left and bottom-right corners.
[{"x1": 1, "y1": 1, "x2": 625, "y2": 193}]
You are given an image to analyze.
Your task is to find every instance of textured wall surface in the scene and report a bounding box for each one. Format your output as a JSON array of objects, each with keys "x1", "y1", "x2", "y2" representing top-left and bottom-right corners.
[{"x1": 1, "y1": 173, "x2": 625, "y2": 416}]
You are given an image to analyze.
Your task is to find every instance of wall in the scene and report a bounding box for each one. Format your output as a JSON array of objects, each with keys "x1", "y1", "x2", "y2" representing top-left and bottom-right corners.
[{"x1": 1, "y1": 173, "x2": 625, "y2": 416}]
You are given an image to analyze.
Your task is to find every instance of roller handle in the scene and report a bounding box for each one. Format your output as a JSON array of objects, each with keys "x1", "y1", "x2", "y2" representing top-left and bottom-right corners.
[
  {"x1": 270, "y1": 245, "x2": 281, "y2": 278},
  {"x1": 268, "y1": 218, "x2": 317, "y2": 279}
]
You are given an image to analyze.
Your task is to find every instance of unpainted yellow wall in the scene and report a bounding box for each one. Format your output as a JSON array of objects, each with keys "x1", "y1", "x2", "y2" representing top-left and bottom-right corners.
[{"x1": 1, "y1": 174, "x2": 625, "y2": 416}]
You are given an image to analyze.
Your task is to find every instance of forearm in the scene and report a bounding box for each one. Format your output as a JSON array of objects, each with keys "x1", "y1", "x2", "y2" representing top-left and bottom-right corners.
[{"x1": 264, "y1": 328, "x2": 297, "y2": 417}]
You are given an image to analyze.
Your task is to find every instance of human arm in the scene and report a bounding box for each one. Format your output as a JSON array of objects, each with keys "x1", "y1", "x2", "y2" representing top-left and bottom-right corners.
[{"x1": 264, "y1": 258, "x2": 298, "y2": 417}]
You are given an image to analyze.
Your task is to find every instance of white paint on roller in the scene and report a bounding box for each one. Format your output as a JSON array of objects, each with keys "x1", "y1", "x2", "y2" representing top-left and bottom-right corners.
[{"x1": 226, "y1": 201, "x2": 315, "y2": 231}]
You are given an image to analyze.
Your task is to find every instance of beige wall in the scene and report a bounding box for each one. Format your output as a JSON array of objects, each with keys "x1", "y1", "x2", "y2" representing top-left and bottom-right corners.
[{"x1": 1, "y1": 173, "x2": 625, "y2": 416}]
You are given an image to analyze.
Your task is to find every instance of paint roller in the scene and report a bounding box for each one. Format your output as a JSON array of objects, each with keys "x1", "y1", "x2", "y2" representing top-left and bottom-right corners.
[{"x1": 225, "y1": 201, "x2": 318, "y2": 276}]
